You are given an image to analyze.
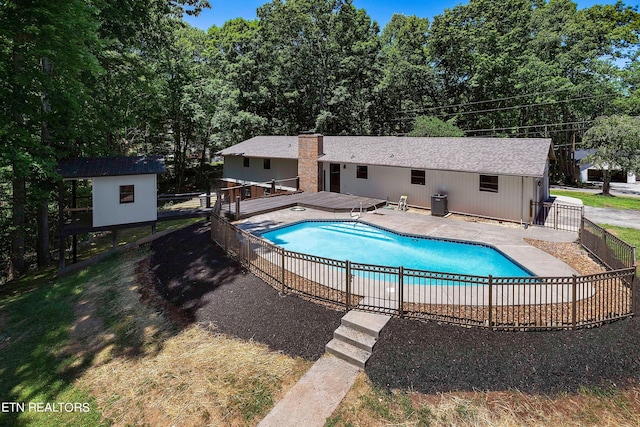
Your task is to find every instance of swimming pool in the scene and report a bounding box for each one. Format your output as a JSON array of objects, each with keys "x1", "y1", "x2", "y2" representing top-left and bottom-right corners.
[{"x1": 260, "y1": 220, "x2": 533, "y2": 277}]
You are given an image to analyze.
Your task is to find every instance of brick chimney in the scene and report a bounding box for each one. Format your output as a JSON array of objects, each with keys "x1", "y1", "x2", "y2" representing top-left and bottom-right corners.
[{"x1": 297, "y1": 134, "x2": 324, "y2": 193}]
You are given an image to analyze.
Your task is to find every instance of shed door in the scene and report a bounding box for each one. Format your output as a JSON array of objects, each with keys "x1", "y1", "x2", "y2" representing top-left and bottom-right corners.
[{"x1": 330, "y1": 163, "x2": 340, "y2": 193}]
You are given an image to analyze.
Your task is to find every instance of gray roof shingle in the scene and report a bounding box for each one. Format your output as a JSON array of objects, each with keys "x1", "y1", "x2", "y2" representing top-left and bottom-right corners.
[
  {"x1": 218, "y1": 136, "x2": 552, "y2": 177},
  {"x1": 58, "y1": 156, "x2": 166, "y2": 178}
]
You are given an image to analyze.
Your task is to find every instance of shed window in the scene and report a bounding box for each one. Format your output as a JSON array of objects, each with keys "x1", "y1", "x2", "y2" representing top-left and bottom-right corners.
[
  {"x1": 356, "y1": 165, "x2": 368, "y2": 179},
  {"x1": 263, "y1": 158, "x2": 271, "y2": 169},
  {"x1": 411, "y1": 170, "x2": 426, "y2": 185},
  {"x1": 479, "y1": 175, "x2": 499, "y2": 193},
  {"x1": 243, "y1": 157, "x2": 250, "y2": 167},
  {"x1": 119, "y1": 185, "x2": 135, "y2": 204}
]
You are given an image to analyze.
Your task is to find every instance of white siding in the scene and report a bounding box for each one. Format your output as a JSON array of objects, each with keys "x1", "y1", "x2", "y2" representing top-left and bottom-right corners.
[
  {"x1": 322, "y1": 162, "x2": 539, "y2": 222},
  {"x1": 92, "y1": 175, "x2": 157, "y2": 227},
  {"x1": 223, "y1": 156, "x2": 298, "y2": 183}
]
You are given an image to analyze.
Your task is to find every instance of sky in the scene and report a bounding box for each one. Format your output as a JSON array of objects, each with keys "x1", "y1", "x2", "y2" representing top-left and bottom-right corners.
[{"x1": 183, "y1": 0, "x2": 623, "y2": 31}]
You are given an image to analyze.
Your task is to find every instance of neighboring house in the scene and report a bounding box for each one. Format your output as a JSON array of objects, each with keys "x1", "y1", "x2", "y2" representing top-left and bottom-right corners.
[
  {"x1": 218, "y1": 134, "x2": 554, "y2": 223},
  {"x1": 574, "y1": 149, "x2": 636, "y2": 184},
  {"x1": 58, "y1": 156, "x2": 166, "y2": 229}
]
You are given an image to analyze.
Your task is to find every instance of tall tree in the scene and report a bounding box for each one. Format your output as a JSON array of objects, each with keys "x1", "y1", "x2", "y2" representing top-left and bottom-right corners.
[
  {"x1": 581, "y1": 115, "x2": 640, "y2": 195},
  {"x1": 0, "y1": 0, "x2": 101, "y2": 276}
]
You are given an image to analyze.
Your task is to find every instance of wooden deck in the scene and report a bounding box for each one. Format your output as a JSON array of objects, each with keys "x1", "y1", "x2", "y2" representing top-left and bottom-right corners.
[{"x1": 220, "y1": 191, "x2": 387, "y2": 219}]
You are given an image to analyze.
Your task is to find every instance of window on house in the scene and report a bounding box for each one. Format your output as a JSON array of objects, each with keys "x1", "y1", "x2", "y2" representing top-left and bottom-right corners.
[
  {"x1": 119, "y1": 185, "x2": 135, "y2": 203},
  {"x1": 411, "y1": 170, "x2": 426, "y2": 185},
  {"x1": 356, "y1": 165, "x2": 368, "y2": 179},
  {"x1": 479, "y1": 175, "x2": 499, "y2": 193},
  {"x1": 263, "y1": 158, "x2": 271, "y2": 169},
  {"x1": 243, "y1": 157, "x2": 250, "y2": 167}
]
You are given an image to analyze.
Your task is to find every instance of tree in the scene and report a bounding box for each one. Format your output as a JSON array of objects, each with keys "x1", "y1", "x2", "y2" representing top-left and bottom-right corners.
[
  {"x1": 408, "y1": 116, "x2": 464, "y2": 137},
  {"x1": 581, "y1": 115, "x2": 640, "y2": 195}
]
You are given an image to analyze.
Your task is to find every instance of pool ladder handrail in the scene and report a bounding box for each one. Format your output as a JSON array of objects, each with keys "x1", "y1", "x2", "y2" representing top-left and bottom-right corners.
[{"x1": 350, "y1": 201, "x2": 377, "y2": 219}]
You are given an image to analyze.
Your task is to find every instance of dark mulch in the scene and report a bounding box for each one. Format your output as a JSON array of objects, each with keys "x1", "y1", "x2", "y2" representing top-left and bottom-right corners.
[
  {"x1": 145, "y1": 222, "x2": 343, "y2": 361},
  {"x1": 145, "y1": 222, "x2": 640, "y2": 394},
  {"x1": 367, "y1": 317, "x2": 640, "y2": 395}
]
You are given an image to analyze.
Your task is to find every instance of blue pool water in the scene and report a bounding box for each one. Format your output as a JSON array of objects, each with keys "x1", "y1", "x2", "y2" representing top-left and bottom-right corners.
[{"x1": 261, "y1": 221, "x2": 533, "y2": 277}]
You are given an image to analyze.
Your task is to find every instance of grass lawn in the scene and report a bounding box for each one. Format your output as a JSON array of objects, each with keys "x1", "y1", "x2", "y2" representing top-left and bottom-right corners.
[
  {"x1": 1, "y1": 230, "x2": 308, "y2": 426},
  {"x1": 551, "y1": 189, "x2": 640, "y2": 210},
  {"x1": 601, "y1": 224, "x2": 640, "y2": 263}
]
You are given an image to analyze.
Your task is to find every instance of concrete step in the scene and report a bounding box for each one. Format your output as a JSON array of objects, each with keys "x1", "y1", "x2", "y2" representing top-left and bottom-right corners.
[
  {"x1": 341, "y1": 310, "x2": 391, "y2": 338},
  {"x1": 325, "y1": 339, "x2": 371, "y2": 370},
  {"x1": 334, "y1": 325, "x2": 377, "y2": 352}
]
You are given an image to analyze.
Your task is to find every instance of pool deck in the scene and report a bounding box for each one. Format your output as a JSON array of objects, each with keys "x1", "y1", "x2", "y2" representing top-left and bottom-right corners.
[{"x1": 235, "y1": 206, "x2": 580, "y2": 278}]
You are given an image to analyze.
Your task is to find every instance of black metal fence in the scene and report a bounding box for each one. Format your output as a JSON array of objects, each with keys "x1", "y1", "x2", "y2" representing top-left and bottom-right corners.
[
  {"x1": 210, "y1": 213, "x2": 636, "y2": 331},
  {"x1": 530, "y1": 200, "x2": 584, "y2": 232},
  {"x1": 580, "y1": 217, "x2": 637, "y2": 271}
]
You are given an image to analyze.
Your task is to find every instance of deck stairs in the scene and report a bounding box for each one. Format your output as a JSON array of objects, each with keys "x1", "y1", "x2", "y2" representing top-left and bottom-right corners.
[{"x1": 325, "y1": 310, "x2": 391, "y2": 369}]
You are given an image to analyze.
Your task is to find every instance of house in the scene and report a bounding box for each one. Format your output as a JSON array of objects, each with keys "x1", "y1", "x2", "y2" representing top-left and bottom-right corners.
[
  {"x1": 574, "y1": 149, "x2": 636, "y2": 184},
  {"x1": 57, "y1": 156, "x2": 166, "y2": 229},
  {"x1": 218, "y1": 134, "x2": 554, "y2": 222}
]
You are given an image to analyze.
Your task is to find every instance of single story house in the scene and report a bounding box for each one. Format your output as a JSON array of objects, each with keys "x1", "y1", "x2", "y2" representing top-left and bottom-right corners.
[
  {"x1": 574, "y1": 149, "x2": 636, "y2": 184},
  {"x1": 58, "y1": 156, "x2": 166, "y2": 229},
  {"x1": 218, "y1": 134, "x2": 554, "y2": 223}
]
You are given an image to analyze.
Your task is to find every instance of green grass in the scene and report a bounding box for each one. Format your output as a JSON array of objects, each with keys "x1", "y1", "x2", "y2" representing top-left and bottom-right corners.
[
  {"x1": 550, "y1": 190, "x2": 640, "y2": 210},
  {"x1": 600, "y1": 224, "x2": 640, "y2": 262},
  {"x1": 0, "y1": 260, "x2": 115, "y2": 427}
]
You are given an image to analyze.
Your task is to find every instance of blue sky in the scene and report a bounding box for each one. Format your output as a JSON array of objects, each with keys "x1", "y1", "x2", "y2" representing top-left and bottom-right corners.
[{"x1": 183, "y1": 0, "x2": 622, "y2": 31}]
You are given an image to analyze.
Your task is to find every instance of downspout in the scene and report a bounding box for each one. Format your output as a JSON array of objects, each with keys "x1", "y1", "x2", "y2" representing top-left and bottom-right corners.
[{"x1": 521, "y1": 176, "x2": 524, "y2": 225}]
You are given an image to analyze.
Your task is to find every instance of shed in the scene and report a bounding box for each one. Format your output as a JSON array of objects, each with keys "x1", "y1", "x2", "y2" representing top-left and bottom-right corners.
[{"x1": 58, "y1": 156, "x2": 166, "y2": 229}]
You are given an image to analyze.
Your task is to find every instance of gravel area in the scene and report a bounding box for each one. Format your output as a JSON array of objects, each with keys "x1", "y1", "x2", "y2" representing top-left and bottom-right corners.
[
  {"x1": 145, "y1": 222, "x2": 640, "y2": 394},
  {"x1": 145, "y1": 222, "x2": 343, "y2": 361}
]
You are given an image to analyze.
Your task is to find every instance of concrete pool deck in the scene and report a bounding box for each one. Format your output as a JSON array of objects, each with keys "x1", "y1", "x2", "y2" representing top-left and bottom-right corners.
[{"x1": 235, "y1": 206, "x2": 580, "y2": 278}]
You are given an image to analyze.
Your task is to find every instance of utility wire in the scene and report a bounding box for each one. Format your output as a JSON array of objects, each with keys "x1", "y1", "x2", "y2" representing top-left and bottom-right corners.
[
  {"x1": 393, "y1": 93, "x2": 615, "y2": 121},
  {"x1": 398, "y1": 86, "x2": 577, "y2": 114}
]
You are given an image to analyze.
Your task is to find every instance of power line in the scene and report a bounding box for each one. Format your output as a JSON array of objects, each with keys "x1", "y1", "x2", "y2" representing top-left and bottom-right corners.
[
  {"x1": 393, "y1": 93, "x2": 615, "y2": 121},
  {"x1": 464, "y1": 119, "x2": 594, "y2": 134},
  {"x1": 398, "y1": 86, "x2": 578, "y2": 114}
]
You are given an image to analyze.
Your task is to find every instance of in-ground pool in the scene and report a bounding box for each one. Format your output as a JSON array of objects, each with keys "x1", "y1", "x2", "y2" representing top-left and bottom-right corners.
[{"x1": 261, "y1": 220, "x2": 533, "y2": 277}]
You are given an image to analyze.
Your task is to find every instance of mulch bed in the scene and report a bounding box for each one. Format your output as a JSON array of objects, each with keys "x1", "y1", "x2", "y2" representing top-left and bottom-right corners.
[
  {"x1": 142, "y1": 222, "x2": 343, "y2": 361},
  {"x1": 367, "y1": 316, "x2": 640, "y2": 395},
  {"x1": 143, "y1": 222, "x2": 640, "y2": 394}
]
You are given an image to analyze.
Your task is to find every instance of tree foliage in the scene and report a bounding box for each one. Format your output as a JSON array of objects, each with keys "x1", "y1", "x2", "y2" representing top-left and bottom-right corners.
[
  {"x1": 0, "y1": 0, "x2": 638, "y2": 281},
  {"x1": 581, "y1": 115, "x2": 640, "y2": 195}
]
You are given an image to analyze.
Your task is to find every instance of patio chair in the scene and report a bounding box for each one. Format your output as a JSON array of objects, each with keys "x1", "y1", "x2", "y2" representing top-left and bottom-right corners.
[{"x1": 398, "y1": 195, "x2": 408, "y2": 211}]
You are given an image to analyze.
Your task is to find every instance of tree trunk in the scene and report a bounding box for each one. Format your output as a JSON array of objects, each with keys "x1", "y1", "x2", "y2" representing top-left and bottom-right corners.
[
  {"x1": 10, "y1": 173, "x2": 26, "y2": 278},
  {"x1": 37, "y1": 193, "x2": 50, "y2": 267},
  {"x1": 602, "y1": 174, "x2": 611, "y2": 196}
]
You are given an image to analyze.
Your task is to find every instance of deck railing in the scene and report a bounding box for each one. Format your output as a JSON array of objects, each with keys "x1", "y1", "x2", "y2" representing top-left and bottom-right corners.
[{"x1": 210, "y1": 213, "x2": 636, "y2": 331}]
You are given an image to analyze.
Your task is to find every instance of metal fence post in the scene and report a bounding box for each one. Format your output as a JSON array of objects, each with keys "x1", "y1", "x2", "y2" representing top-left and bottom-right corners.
[
  {"x1": 235, "y1": 196, "x2": 241, "y2": 220},
  {"x1": 281, "y1": 248, "x2": 286, "y2": 294},
  {"x1": 554, "y1": 203, "x2": 558, "y2": 230},
  {"x1": 572, "y1": 274, "x2": 577, "y2": 329},
  {"x1": 345, "y1": 260, "x2": 351, "y2": 312},
  {"x1": 398, "y1": 266, "x2": 404, "y2": 318},
  {"x1": 488, "y1": 275, "x2": 493, "y2": 329}
]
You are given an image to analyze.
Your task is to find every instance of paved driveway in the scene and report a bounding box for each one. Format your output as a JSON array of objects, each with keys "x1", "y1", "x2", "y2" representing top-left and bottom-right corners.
[{"x1": 584, "y1": 206, "x2": 640, "y2": 230}]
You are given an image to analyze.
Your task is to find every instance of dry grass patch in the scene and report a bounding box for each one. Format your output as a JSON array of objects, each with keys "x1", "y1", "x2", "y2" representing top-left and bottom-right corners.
[
  {"x1": 67, "y1": 248, "x2": 310, "y2": 426},
  {"x1": 328, "y1": 374, "x2": 640, "y2": 427},
  {"x1": 79, "y1": 325, "x2": 310, "y2": 426}
]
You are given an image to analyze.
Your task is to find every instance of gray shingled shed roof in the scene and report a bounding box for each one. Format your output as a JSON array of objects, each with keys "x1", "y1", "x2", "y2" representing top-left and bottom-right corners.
[
  {"x1": 58, "y1": 156, "x2": 166, "y2": 179},
  {"x1": 218, "y1": 136, "x2": 552, "y2": 177}
]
